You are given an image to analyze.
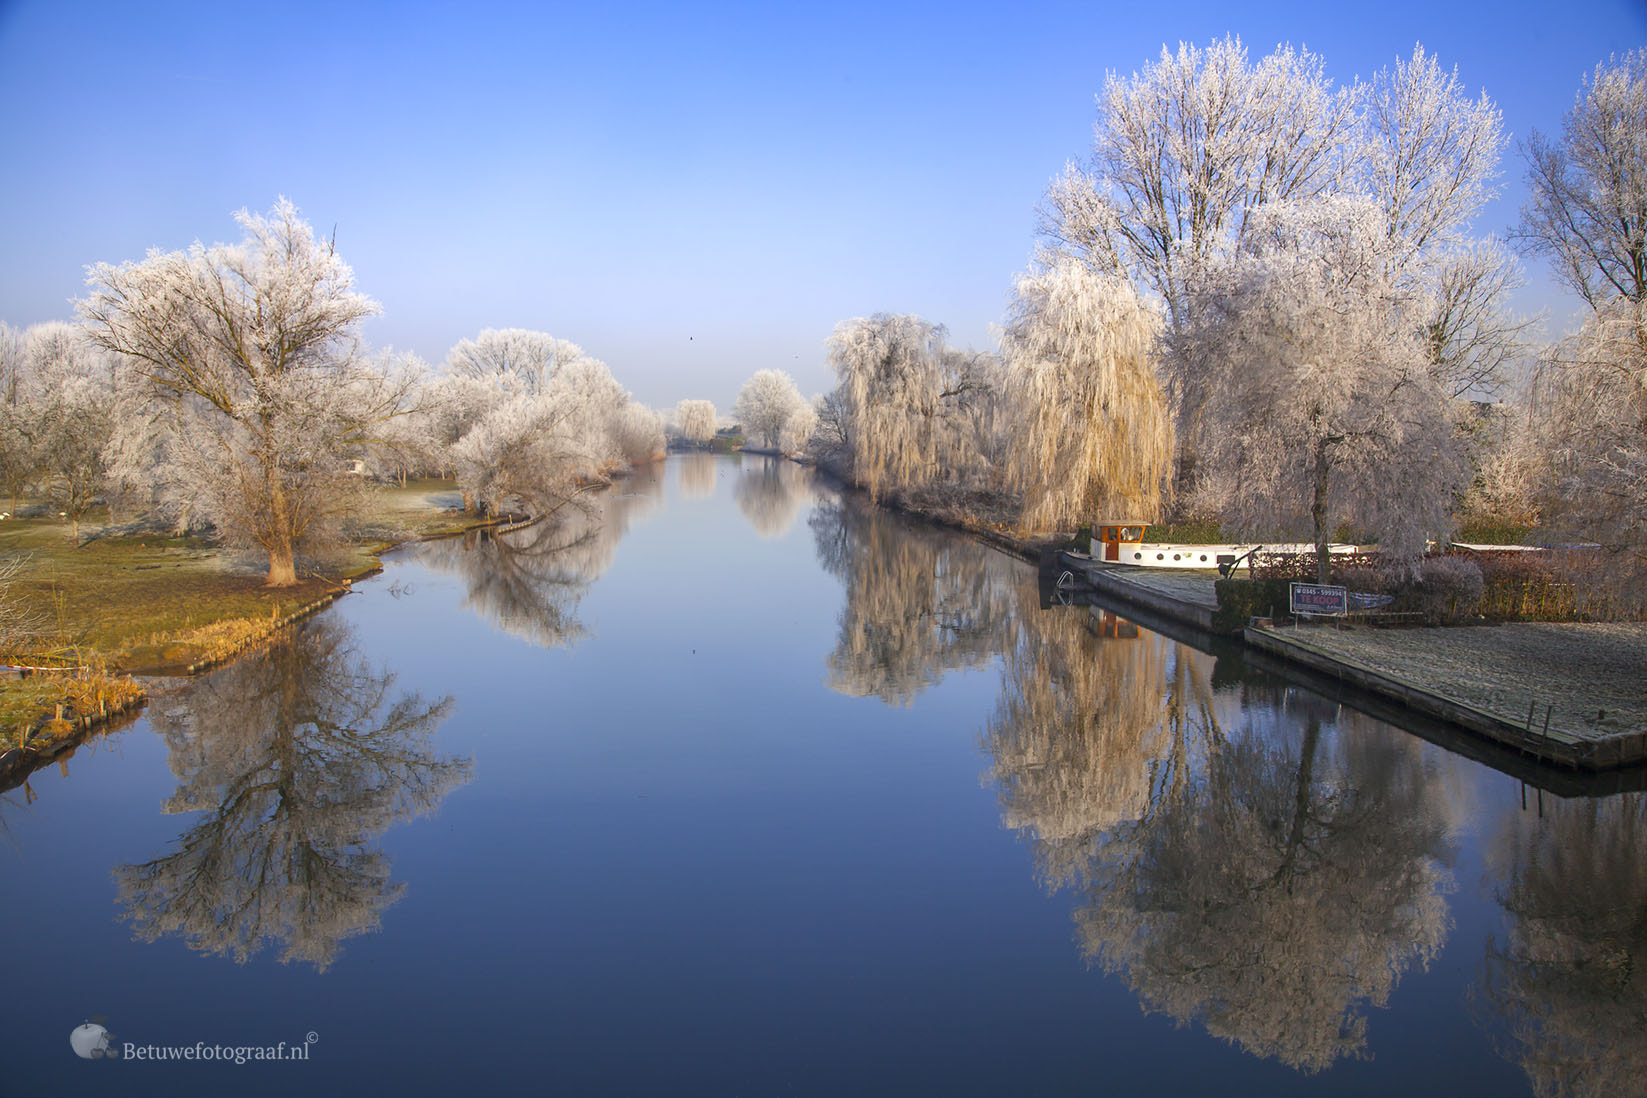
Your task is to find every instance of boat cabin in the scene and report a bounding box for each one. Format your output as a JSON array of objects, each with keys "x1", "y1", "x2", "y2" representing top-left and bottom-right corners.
[{"x1": 1092, "y1": 523, "x2": 1148, "y2": 563}]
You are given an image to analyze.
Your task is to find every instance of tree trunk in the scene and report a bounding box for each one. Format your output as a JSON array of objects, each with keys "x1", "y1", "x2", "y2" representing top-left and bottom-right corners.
[
  {"x1": 266, "y1": 541, "x2": 297, "y2": 587},
  {"x1": 1313, "y1": 438, "x2": 1332, "y2": 585}
]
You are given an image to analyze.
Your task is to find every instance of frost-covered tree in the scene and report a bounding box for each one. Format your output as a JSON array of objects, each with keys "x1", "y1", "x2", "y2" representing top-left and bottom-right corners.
[
  {"x1": 1175, "y1": 197, "x2": 1468, "y2": 580},
  {"x1": 26, "y1": 324, "x2": 119, "y2": 546},
  {"x1": 1002, "y1": 259, "x2": 1171, "y2": 530},
  {"x1": 778, "y1": 401, "x2": 818, "y2": 458},
  {"x1": 1516, "y1": 50, "x2": 1647, "y2": 312},
  {"x1": 827, "y1": 315, "x2": 949, "y2": 499},
  {"x1": 609, "y1": 402, "x2": 665, "y2": 465},
  {"x1": 823, "y1": 315, "x2": 1005, "y2": 503},
  {"x1": 675, "y1": 399, "x2": 717, "y2": 444},
  {"x1": 1533, "y1": 301, "x2": 1646, "y2": 573},
  {"x1": 80, "y1": 199, "x2": 417, "y2": 585},
  {"x1": 1045, "y1": 40, "x2": 1521, "y2": 485},
  {"x1": 1040, "y1": 37, "x2": 1357, "y2": 326},
  {"x1": 1361, "y1": 47, "x2": 1528, "y2": 398},
  {"x1": 438, "y1": 347, "x2": 652, "y2": 516},
  {"x1": 444, "y1": 328, "x2": 588, "y2": 396},
  {"x1": 1517, "y1": 52, "x2": 1647, "y2": 581},
  {"x1": 0, "y1": 322, "x2": 40, "y2": 514},
  {"x1": 1361, "y1": 45, "x2": 1505, "y2": 266},
  {"x1": 1424, "y1": 241, "x2": 1531, "y2": 398},
  {"x1": 732, "y1": 368, "x2": 805, "y2": 449}
]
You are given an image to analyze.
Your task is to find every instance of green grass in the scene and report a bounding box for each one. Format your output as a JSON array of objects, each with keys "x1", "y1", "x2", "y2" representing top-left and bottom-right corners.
[{"x1": 0, "y1": 481, "x2": 480, "y2": 731}]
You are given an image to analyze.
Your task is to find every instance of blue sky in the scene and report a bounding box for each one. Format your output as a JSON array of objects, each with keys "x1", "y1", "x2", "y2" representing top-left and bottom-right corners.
[{"x1": 1, "y1": 0, "x2": 1642, "y2": 410}]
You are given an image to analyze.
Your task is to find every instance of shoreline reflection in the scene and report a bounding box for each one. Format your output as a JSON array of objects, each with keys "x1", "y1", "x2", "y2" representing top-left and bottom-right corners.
[{"x1": 114, "y1": 620, "x2": 469, "y2": 971}]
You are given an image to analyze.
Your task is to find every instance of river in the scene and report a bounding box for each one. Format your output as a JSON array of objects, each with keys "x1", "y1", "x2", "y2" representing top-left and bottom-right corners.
[{"x1": 2, "y1": 453, "x2": 1641, "y2": 1096}]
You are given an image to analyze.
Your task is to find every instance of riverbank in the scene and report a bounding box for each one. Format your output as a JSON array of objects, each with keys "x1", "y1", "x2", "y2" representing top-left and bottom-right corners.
[
  {"x1": 1057, "y1": 553, "x2": 1647, "y2": 772},
  {"x1": 0, "y1": 479, "x2": 507, "y2": 750}
]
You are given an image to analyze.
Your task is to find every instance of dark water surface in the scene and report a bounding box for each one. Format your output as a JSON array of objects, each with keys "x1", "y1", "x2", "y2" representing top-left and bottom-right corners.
[{"x1": 3, "y1": 454, "x2": 1641, "y2": 1097}]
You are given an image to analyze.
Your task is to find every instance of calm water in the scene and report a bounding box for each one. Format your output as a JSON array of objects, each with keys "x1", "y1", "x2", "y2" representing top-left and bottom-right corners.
[{"x1": 3, "y1": 454, "x2": 1641, "y2": 1097}]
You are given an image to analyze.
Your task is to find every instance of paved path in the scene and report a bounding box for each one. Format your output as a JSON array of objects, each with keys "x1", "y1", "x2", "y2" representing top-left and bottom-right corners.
[{"x1": 1263, "y1": 620, "x2": 1647, "y2": 745}]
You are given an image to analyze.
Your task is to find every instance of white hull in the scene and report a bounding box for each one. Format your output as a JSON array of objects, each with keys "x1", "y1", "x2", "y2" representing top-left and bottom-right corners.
[{"x1": 1098, "y1": 542, "x2": 1369, "y2": 569}]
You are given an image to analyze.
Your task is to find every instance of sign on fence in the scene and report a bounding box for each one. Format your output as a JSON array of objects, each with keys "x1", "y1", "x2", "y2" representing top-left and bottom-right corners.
[{"x1": 1290, "y1": 582, "x2": 1348, "y2": 617}]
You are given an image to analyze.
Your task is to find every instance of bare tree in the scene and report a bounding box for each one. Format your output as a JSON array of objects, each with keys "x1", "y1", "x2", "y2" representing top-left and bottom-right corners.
[
  {"x1": 80, "y1": 199, "x2": 417, "y2": 585},
  {"x1": 732, "y1": 368, "x2": 805, "y2": 449},
  {"x1": 1001, "y1": 259, "x2": 1171, "y2": 530},
  {"x1": 1424, "y1": 241, "x2": 1533, "y2": 398},
  {"x1": 0, "y1": 553, "x2": 43, "y2": 653}
]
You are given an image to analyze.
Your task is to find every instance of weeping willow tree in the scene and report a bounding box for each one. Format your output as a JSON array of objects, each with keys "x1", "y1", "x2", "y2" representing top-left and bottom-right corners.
[
  {"x1": 825, "y1": 314, "x2": 1006, "y2": 505},
  {"x1": 1002, "y1": 258, "x2": 1173, "y2": 531}
]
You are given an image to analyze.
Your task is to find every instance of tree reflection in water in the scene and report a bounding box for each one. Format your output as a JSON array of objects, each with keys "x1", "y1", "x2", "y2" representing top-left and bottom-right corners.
[
  {"x1": 986, "y1": 596, "x2": 1205, "y2": 888},
  {"x1": 811, "y1": 496, "x2": 1016, "y2": 705},
  {"x1": 982, "y1": 586, "x2": 1456, "y2": 1073},
  {"x1": 1477, "y1": 792, "x2": 1647, "y2": 1098},
  {"x1": 676, "y1": 451, "x2": 719, "y2": 501},
  {"x1": 413, "y1": 466, "x2": 663, "y2": 649},
  {"x1": 734, "y1": 456, "x2": 814, "y2": 539},
  {"x1": 114, "y1": 620, "x2": 468, "y2": 971}
]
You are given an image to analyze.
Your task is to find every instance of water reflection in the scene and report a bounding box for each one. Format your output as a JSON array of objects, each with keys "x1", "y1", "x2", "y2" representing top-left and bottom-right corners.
[
  {"x1": 735, "y1": 457, "x2": 814, "y2": 539},
  {"x1": 412, "y1": 467, "x2": 663, "y2": 648},
  {"x1": 811, "y1": 496, "x2": 1016, "y2": 705},
  {"x1": 676, "y1": 451, "x2": 718, "y2": 501},
  {"x1": 114, "y1": 621, "x2": 468, "y2": 971},
  {"x1": 1478, "y1": 793, "x2": 1647, "y2": 1098},
  {"x1": 978, "y1": 589, "x2": 1456, "y2": 1071},
  {"x1": 1073, "y1": 708, "x2": 1455, "y2": 1072},
  {"x1": 986, "y1": 596, "x2": 1214, "y2": 887}
]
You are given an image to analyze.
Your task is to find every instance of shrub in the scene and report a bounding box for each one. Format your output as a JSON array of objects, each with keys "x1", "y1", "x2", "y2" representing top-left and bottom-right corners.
[
  {"x1": 1213, "y1": 578, "x2": 1294, "y2": 633},
  {"x1": 1406, "y1": 556, "x2": 1485, "y2": 621}
]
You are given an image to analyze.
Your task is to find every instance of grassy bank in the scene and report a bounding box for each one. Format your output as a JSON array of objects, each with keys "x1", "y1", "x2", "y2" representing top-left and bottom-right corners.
[{"x1": 0, "y1": 479, "x2": 485, "y2": 743}]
